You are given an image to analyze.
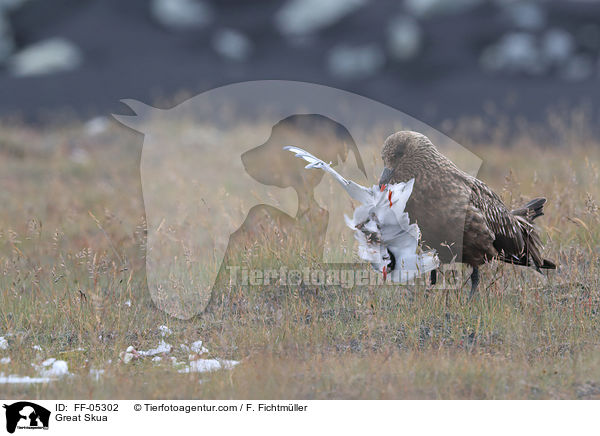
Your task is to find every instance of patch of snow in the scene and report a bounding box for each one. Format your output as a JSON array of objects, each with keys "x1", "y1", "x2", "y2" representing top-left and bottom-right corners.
[
  {"x1": 275, "y1": 0, "x2": 366, "y2": 36},
  {"x1": 387, "y1": 16, "x2": 422, "y2": 61},
  {"x1": 84, "y1": 116, "x2": 110, "y2": 136},
  {"x1": 327, "y1": 44, "x2": 385, "y2": 79},
  {"x1": 504, "y1": 1, "x2": 545, "y2": 31},
  {"x1": 0, "y1": 373, "x2": 51, "y2": 384},
  {"x1": 124, "y1": 300, "x2": 132, "y2": 307},
  {"x1": 212, "y1": 28, "x2": 253, "y2": 62},
  {"x1": 158, "y1": 325, "x2": 173, "y2": 337},
  {"x1": 120, "y1": 346, "x2": 138, "y2": 364},
  {"x1": 7, "y1": 37, "x2": 83, "y2": 77},
  {"x1": 190, "y1": 340, "x2": 208, "y2": 354},
  {"x1": 90, "y1": 368, "x2": 104, "y2": 381},
  {"x1": 32, "y1": 345, "x2": 42, "y2": 351},
  {"x1": 140, "y1": 340, "x2": 171, "y2": 356},
  {"x1": 0, "y1": 337, "x2": 7, "y2": 350},
  {"x1": 150, "y1": 0, "x2": 212, "y2": 30},
  {"x1": 0, "y1": 357, "x2": 10, "y2": 364},
  {"x1": 480, "y1": 32, "x2": 545, "y2": 75},
  {"x1": 541, "y1": 29, "x2": 575, "y2": 65},
  {"x1": 121, "y1": 340, "x2": 172, "y2": 363},
  {"x1": 39, "y1": 359, "x2": 69, "y2": 377},
  {"x1": 152, "y1": 356, "x2": 162, "y2": 362},
  {"x1": 178, "y1": 359, "x2": 239, "y2": 374},
  {"x1": 405, "y1": 0, "x2": 482, "y2": 18}
]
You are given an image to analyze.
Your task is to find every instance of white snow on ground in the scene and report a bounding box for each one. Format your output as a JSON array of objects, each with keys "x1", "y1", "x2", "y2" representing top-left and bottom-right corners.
[
  {"x1": 0, "y1": 356, "x2": 69, "y2": 384},
  {"x1": 0, "y1": 373, "x2": 51, "y2": 384},
  {"x1": 139, "y1": 340, "x2": 172, "y2": 356},
  {"x1": 212, "y1": 28, "x2": 253, "y2": 61},
  {"x1": 150, "y1": 0, "x2": 213, "y2": 30},
  {"x1": 38, "y1": 358, "x2": 70, "y2": 377},
  {"x1": 178, "y1": 359, "x2": 239, "y2": 374},
  {"x1": 275, "y1": 0, "x2": 366, "y2": 36},
  {"x1": 119, "y1": 329, "x2": 240, "y2": 375},
  {"x1": 190, "y1": 340, "x2": 208, "y2": 354},
  {"x1": 90, "y1": 369, "x2": 104, "y2": 381},
  {"x1": 84, "y1": 116, "x2": 109, "y2": 136},
  {"x1": 158, "y1": 325, "x2": 173, "y2": 336},
  {"x1": 7, "y1": 37, "x2": 83, "y2": 77},
  {"x1": 0, "y1": 357, "x2": 10, "y2": 364},
  {"x1": 120, "y1": 340, "x2": 172, "y2": 363},
  {"x1": 121, "y1": 346, "x2": 139, "y2": 364},
  {"x1": 32, "y1": 345, "x2": 42, "y2": 351},
  {"x1": 0, "y1": 336, "x2": 8, "y2": 350}
]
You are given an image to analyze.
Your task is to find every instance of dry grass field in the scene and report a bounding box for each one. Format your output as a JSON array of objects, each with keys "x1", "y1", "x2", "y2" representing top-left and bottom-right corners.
[{"x1": 0, "y1": 112, "x2": 599, "y2": 399}]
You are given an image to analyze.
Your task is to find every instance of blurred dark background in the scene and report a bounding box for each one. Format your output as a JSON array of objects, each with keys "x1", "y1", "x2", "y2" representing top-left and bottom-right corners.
[{"x1": 1, "y1": 0, "x2": 600, "y2": 130}]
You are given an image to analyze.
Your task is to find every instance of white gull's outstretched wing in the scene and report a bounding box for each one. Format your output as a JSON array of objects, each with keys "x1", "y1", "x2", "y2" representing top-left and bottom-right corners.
[
  {"x1": 283, "y1": 146, "x2": 373, "y2": 204},
  {"x1": 285, "y1": 146, "x2": 439, "y2": 283}
]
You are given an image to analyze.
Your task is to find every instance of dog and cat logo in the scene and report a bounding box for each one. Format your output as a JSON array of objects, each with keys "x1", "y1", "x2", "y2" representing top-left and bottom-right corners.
[
  {"x1": 114, "y1": 82, "x2": 483, "y2": 319},
  {"x1": 3, "y1": 402, "x2": 50, "y2": 433}
]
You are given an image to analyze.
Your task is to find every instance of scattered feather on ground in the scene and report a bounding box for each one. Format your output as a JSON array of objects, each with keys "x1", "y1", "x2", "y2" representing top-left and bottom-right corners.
[{"x1": 119, "y1": 329, "x2": 239, "y2": 375}]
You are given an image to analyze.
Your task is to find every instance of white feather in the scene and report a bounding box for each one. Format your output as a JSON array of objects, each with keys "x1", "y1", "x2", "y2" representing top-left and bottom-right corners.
[
  {"x1": 285, "y1": 146, "x2": 439, "y2": 283},
  {"x1": 283, "y1": 146, "x2": 373, "y2": 204}
]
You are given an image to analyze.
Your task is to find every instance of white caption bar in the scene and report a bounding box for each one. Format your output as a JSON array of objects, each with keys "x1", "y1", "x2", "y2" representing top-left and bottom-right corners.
[{"x1": 0, "y1": 400, "x2": 595, "y2": 435}]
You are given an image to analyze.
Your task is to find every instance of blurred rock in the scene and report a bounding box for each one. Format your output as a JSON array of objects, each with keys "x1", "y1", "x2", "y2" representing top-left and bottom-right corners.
[
  {"x1": 504, "y1": 2, "x2": 545, "y2": 31},
  {"x1": 480, "y1": 32, "x2": 545, "y2": 75},
  {"x1": 405, "y1": 0, "x2": 483, "y2": 18},
  {"x1": 560, "y1": 54, "x2": 594, "y2": 82},
  {"x1": 150, "y1": 0, "x2": 212, "y2": 31},
  {"x1": 7, "y1": 37, "x2": 83, "y2": 77},
  {"x1": 387, "y1": 16, "x2": 422, "y2": 61},
  {"x1": 275, "y1": 0, "x2": 366, "y2": 36},
  {"x1": 212, "y1": 28, "x2": 253, "y2": 62},
  {"x1": 327, "y1": 43, "x2": 384, "y2": 79},
  {"x1": 541, "y1": 28, "x2": 574, "y2": 66}
]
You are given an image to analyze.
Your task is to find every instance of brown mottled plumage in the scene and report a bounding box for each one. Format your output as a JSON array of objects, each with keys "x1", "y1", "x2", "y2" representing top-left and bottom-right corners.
[{"x1": 379, "y1": 131, "x2": 556, "y2": 297}]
